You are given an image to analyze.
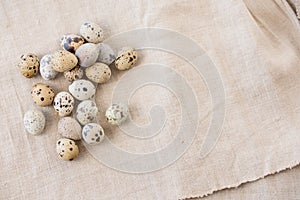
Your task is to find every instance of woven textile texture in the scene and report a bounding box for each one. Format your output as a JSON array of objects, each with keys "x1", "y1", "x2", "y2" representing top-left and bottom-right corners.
[{"x1": 0, "y1": 0, "x2": 300, "y2": 199}]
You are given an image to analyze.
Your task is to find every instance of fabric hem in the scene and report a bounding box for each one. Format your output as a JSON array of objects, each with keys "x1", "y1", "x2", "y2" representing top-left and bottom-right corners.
[{"x1": 180, "y1": 161, "x2": 300, "y2": 199}]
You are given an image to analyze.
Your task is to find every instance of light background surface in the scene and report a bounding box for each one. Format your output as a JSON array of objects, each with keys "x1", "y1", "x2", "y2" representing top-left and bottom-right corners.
[{"x1": 1, "y1": 0, "x2": 300, "y2": 199}]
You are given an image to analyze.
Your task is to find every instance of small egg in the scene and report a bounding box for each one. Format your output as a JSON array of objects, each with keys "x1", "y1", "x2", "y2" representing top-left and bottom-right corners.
[
  {"x1": 63, "y1": 66, "x2": 84, "y2": 82},
  {"x1": 56, "y1": 138, "x2": 79, "y2": 161},
  {"x1": 97, "y1": 43, "x2": 115, "y2": 65},
  {"x1": 82, "y1": 123, "x2": 105, "y2": 145},
  {"x1": 23, "y1": 110, "x2": 45, "y2": 135},
  {"x1": 40, "y1": 54, "x2": 58, "y2": 80},
  {"x1": 31, "y1": 83, "x2": 55, "y2": 106},
  {"x1": 58, "y1": 117, "x2": 82, "y2": 140},
  {"x1": 75, "y1": 43, "x2": 99, "y2": 68},
  {"x1": 105, "y1": 103, "x2": 129, "y2": 125},
  {"x1": 80, "y1": 22, "x2": 104, "y2": 43},
  {"x1": 115, "y1": 47, "x2": 138, "y2": 70},
  {"x1": 60, "y1": 34, "x2": 84, "y2": 53},
  {"x1": 85, "y1": 62, "x2": 111, "y2": 84},
  {"x1": 76, "y1": 100, "x2": 98, "y2": 125},
  {"x1": 17, "y1": 53, "x2": 39, "y2": 78},
  {"x1": 53, "y1": 92, "x2": 74, "y2": 117},
  {"x1": 69, "y1": 79, "x2": 96, "y2": 101},
  {"x1": 51, "y1": 50, "x2": 78, "y2": 72}
]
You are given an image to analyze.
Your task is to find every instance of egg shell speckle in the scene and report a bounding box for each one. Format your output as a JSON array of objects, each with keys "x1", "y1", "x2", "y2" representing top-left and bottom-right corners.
[
  {"x1": 61, "y1": 34, "x2": 84, "y2": 53},
  {"x1": 76, "y1": 100, "x2": 98, "y2": 125},
  {"x1": 58, "y1": 117, "x2": 82, "y2": 140},
  {"x1": 23, "y1": 110, "x2": 45, "y2": 135},
  {"x1": 40, "y1": 54, "x2": 58, "y2": 80},
  {"x1": 105, "y1": 103, "x2": 129, "y2": 125},
  {"x1": 31, "y1": 83, "x2": 55, "y2": 106},
  {"x1": 18, "y1": 53, "x2": 39, "y2": 78},
  {"x1": 80, "y1": 22, "x2": 104, "y2": 43},
  {"x1": 64, "y1": 66, "x2": 84, "y2": 82},
  {"x1": 53, "y1": 92, "x2": 74, "y2": 117},
  {"x1": 82, "y1": 123, "x2": 105, "y2": 145},
  {"x1": 56, "y1": 138, "x2": 79, "y2": 161},
  {"x1": 75, "y1": 43, "x2": 99, "y2": 68},
  {"x1": 97, "y1": 43, "x2": 115, "y2": 65},
  {"x1": 69, "y1": 79, "x2": 96, "y2": 101},
  {"x1": 85, "y1": 62, "x2": 111, "y2": 84},
  {"x1": 51, "y1": 50, "x2": 78, "y2": 72},
  {"x1": 115, "y1": 47, "x2": 138, "y2": 70}
]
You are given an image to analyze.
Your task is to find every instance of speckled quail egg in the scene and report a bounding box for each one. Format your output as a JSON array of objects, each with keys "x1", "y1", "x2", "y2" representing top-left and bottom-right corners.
[{"x1": 17, "y1": 53, "x2": 39, "y2": 78}]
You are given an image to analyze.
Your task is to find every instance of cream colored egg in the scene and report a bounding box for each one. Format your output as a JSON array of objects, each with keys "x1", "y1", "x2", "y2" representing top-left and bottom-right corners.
[
  {"x1": 85, "y1": 62, "x2": 111, "y2": 84},
  {"x1": 69, "y1": 80, "x2": 96, "y2": 101},
  {"x1": 63, "y1": 66, "x2": 84, "y2": 82},
  {"x1": 82, "y1": 123, "x2": 105, "y2": 145},
  {"x1": 105, "y1": 103, "x2": 129, "y2": 125},
  {"x1": 76, "y1": 100, "x2": 98, "y2": 125},
  {"x1": 51, "y1": 50, "x2": 78, "y2": 72},
  {"x1": 80, "y1": 22, "x2": 104, "y2": 43},
  {"x1": 23, "y1": 110, "x2": 45, "y2": 135},
  {"x1": 58, "y1": 117, "x2": 82, "y2": 140},
  {"x1": 53, "y1": 92, "x2": 74, "y2": 117}
]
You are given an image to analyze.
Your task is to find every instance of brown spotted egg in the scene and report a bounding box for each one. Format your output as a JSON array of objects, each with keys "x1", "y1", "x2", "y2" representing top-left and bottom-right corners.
[
  {"x1": 56, "y1": 138, "x2": 79, "y2": 161},
  {"x1": 115, "y1": 47, "x2": 138, "y2": 70},
  {"x1": 51, "y1": 50, "x2": 78, "y2": 72},
  {"x1": 61, "y1": 34, "x2": 84, "y2": 53},
  {"x1": 17, "y1": 53, "x2": 39, "y2": 78},
  {"x1": 64, "y1": 66, "x2": 84, "y2": 82},
  {"x1": 85, "y1": 62, "x2": 111, "y2": 83},
  {"x1": 31, "y1": 83, "x2": 55, "y2": 106}
]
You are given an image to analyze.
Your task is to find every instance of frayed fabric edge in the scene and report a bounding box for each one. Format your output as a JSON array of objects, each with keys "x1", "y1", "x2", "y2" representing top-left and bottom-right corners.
[{"x1": 180, "y1": 160, "x2": 300, "y2": 200}]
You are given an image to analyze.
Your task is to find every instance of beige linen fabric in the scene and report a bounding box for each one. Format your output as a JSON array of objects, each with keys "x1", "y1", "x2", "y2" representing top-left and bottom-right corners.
[
  {"x1": 201, "y1": 165, "x2": 300, "y2": 199},
  {"x1": 1, "y1": 0, "x2": 300, "y2": 199}
]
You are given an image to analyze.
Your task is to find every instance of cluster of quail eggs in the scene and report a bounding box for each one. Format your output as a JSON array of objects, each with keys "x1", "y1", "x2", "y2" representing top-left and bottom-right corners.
[{"x1": 19, "y1": 22, "x2": 137, "y2": 161}]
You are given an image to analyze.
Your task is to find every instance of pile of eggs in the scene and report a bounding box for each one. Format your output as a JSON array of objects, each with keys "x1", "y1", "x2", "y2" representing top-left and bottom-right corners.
[{"x1": 19, "y1": 22, "x2": 137, "y2": 161}]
